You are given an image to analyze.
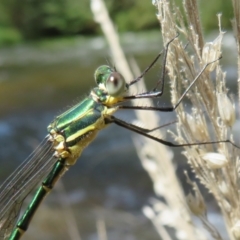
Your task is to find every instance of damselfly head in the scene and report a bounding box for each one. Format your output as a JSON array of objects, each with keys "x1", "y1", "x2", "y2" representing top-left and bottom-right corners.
[{"x1": 94, "y1": 65, "x2": 127, "y2": 97}]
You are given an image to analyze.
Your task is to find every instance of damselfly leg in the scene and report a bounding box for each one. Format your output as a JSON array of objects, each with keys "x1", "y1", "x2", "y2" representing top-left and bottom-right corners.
[{"x1": 1, "y1": 35, "x2": 239, "y2": 240}]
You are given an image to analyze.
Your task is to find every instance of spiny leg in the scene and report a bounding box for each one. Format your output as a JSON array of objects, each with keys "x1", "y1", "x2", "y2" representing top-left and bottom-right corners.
[
  {"x1": 107, "y1": 115, "x2": 240, "y2": 149},
  {"x1": 119, "y1": 57, "x2": 221, "y2": 112},
  {"x1": 126, "y1": 33, "x2": 179, "y2": 95},
  {"x1": 110, "y1": 118, "x2": 177, "y2": 133}
]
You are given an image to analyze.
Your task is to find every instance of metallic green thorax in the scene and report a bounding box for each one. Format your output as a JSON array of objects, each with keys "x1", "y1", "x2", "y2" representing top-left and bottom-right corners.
[
  {"x1": 47, "y1": 65, "x2": 127, "y2": 164},
  {"x1": 48, "y1": 97, "x2": 105, "y2": 148},
  {"x1": 8, "y1": 65, "x2": 128, "y2": 240}
]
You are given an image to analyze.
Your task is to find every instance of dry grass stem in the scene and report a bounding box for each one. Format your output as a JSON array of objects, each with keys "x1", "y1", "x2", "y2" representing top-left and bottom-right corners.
[
  {"x1": 154, "y1": 0, "x2": 240, "y2": 239},
  {"x1": 91, "y1": 0, "x2": 240, "y2": 239},
  {"x1": 91, "y1": 0, "x2": 200, "y2": 239},
  {"x1": 130, "y1": 58, "x2": 199, "y2": 239},
  {"x1": 96, "y1": 218, "x2": 108, "y2": 240},
  {"x1": 231, "y1": 0, "x2": 240, "y2": 106},
  {"x1": 55, "y1": 181, "x2": 82, "y2": 240}
]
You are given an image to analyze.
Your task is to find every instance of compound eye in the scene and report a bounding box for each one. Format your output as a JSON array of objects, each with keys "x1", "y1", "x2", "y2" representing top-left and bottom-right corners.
[{"x1": 106, "y1": 72, "x2": 126, "y2": 96}]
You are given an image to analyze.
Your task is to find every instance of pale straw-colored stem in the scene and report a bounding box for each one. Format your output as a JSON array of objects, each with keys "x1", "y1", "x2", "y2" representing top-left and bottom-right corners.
[
  {"x1": 154, "y1": 0, "x2": 240, "y2": 239},
  {"x1": 91, "y1": 0, "x2": 200, "y2": 239},
  {"x1": 231, "y1": 0, "x2": 240, "y2": 109}
]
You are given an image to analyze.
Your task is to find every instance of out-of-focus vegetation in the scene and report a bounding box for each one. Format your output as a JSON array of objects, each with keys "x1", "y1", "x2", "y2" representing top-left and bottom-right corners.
[{"x1": 0, "y1": 0, "x2": 235, "y2": 46}]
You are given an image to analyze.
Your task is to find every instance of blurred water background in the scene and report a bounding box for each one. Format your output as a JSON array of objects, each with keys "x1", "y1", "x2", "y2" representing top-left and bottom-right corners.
[{"x1": 0, "y1": 1, "x2": 238, "y2": 239}]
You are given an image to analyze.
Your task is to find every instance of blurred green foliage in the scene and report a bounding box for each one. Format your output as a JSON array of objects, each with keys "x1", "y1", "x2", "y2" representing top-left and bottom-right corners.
[{"x1": 0, "y1": 0, "x2": 235, "y2": 46}]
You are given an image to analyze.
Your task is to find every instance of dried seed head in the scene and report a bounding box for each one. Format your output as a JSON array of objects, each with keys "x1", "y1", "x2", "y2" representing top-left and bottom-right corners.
[
  {"x1": 202, "y1": 152, "x2": 228, "y2": 169},
  {"x1": 142, "y1": 206, "x2": 155, "y2": 219},
  {"x1": 221, "y1": 199, "x2": 232, "y2": 213},
  {"x1": 186, "y1": 112, "x2": 208, "y2": 142},
  {"x1": 217, "y1": 93, "x2": 235, "y2": 127},
  {"x1": 153, "y1": 179, "x2": 165, "y2": 195},
  {"x1": 218, "y1": 181, "x2": 229, "y2": 196},
  {"x1": 202, "y1": 33, "x2": 223, "y2": 72},
  {"x1": 186, "y1": 192, "x2": 206, "y2": 216},
  {"x1": 159, "y1": 209, "x2": 177, "y2": 226},
  {"x1": 142, "y1": 159, "x2": 158, "y2": 173},
  {"x1": 231, "y1": 220, "x2": 240, "y2": 238},
  {"x1": 236, "y1": 157, "x2": 240, "y2": 176},
  {"x1": 152, "y1": 0, "x2": 158, "y2": 6},
  {"x1": 176, "y1": 230, "x2": 187, "y2": 240}
]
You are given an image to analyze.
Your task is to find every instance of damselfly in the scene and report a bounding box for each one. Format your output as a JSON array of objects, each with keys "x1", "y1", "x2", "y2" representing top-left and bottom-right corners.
[{"x1": 0, "y1": 37, "x2": 238, "y2": 240}]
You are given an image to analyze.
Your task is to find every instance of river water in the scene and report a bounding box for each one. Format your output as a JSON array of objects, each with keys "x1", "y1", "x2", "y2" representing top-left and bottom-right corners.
[{"x1": 0, "y1": 32, "x2": 238, "y2": 240}]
